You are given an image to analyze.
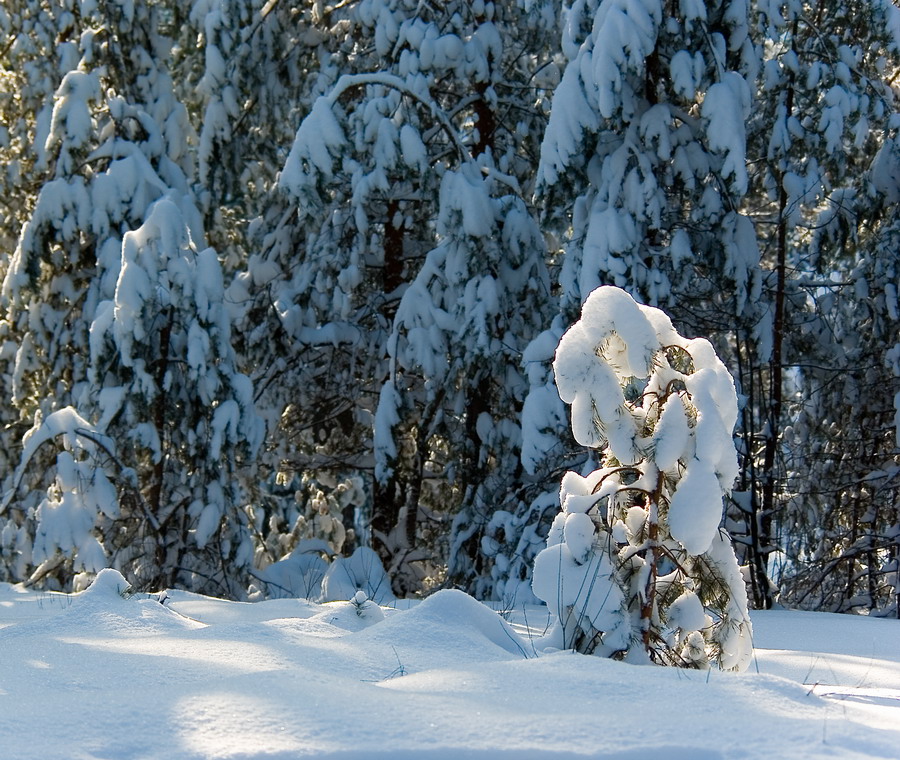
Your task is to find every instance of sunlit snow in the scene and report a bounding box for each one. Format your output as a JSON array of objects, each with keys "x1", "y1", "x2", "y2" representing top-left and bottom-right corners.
[{"x1": 1, "y1": 571, "x2": 898, "y2": 759}]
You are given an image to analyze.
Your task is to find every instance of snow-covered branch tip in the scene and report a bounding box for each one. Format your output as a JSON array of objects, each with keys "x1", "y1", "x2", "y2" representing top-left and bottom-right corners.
[
  {"x1": 323, "y1": 72, "x2": 519, "y2": 193},
  {"x1": 1, "y1": 408, "x2": 107, "y2": 513}
]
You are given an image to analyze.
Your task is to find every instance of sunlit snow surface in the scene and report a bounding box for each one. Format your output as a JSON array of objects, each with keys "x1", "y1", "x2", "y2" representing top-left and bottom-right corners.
[{"x1": 1, "y1": 576, "x2": 898, "y2": 759}]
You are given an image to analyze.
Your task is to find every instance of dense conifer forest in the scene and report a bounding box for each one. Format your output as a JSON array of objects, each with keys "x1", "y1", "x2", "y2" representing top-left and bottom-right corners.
[{"x1": 1, "y1": 0, "x2": 898, "y2": 620}]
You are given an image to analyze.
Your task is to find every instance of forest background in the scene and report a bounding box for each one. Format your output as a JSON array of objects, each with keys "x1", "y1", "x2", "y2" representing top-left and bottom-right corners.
[{"x1": 0, "y1": 0, "x2": 898, "y2": 619}]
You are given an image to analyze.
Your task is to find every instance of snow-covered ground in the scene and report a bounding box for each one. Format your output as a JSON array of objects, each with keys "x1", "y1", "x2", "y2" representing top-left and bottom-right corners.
[{"x1": 1, "y1": 571, "x2": 898, "y2": 759}]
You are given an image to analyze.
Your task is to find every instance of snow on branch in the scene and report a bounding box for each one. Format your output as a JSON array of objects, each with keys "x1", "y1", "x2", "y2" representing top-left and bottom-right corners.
[{"x1": 1, "y1": 407, "x2": 108, "y2": 514}]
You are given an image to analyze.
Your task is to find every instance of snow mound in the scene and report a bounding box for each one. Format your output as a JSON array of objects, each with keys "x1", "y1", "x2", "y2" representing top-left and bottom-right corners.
[
  {"x1": 77, "y1": 568, "x2": 131, "y2": 599},
  {"x1": 165, "y1": 589, "x2": 319, "y2": 625},
  {"x1": 1, "y1": 571, "x2": 204, "y2": 640},
  {"x1": 305, "y1": 597, "x2": 386, "y2": 633},
  {"x1": 252, "y1": 548, "x2": 328, "y2": 601},
  {"x1": 359, "y1": 589, "x2": 530, "y2": 665}
]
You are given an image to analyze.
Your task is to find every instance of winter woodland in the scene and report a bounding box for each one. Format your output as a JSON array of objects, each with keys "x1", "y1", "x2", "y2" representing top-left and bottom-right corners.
[{"x1": 1, "y1": 0, "x2": 899, "y2": 658}]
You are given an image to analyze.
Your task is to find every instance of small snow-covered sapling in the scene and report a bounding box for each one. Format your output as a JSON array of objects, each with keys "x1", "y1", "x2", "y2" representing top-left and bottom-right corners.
[
  {"x1": 351, "y1": 589, "x2": 385, "y2": 623},
  {"x1": 531, "y1": 286, "x2": 752, "y2": 669}
]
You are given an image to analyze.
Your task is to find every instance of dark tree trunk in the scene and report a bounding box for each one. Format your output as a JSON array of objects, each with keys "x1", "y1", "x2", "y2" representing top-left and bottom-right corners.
[
  {"x1": 383, "y1": 199, "x2": 405, "y2": 302},
  {"x1": 756, "y1": 38, "x2": 798, "y2": 610},
  {"x1": 148, "y1": 307, "x2": 175, "y2": 590},
  {"x1": 372, "y1": 471, "x2": 403, "y2": 564}
]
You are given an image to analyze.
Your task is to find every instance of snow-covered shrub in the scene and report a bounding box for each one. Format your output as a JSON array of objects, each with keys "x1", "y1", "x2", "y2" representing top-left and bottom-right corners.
[
  {"x1": 247, "y1": 473, "x2": 365, "y2": 601},
  {"x1": 249, "y1": 544, "x2": 329, "y2": 601},
  {"x1": 531, "y1": 286, "x2": 752, "y2": 669},
  {"x1": 321, "y1": 546, "x2": 395, "y2": 605}
]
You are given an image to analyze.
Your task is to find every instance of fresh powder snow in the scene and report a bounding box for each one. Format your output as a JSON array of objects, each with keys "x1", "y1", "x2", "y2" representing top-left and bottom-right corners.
[{"x1": 0, "y1": 571, "x2": 898, "y2": 759}]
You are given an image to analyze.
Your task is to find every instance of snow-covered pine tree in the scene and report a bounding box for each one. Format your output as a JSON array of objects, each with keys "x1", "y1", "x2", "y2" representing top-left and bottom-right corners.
[
  {"x1": 86, "y1": 193, "x2": 263, "y2": 596},
  {"x1": 531, "y1": 286, "x2": 752, "y2": 668},
  {"x1": 379, "y1": 161, "x2": 551, "y2": 595},
  {"x1": 242, "y1": 81, "x2": 442, "y2": 593},
  {"x1": 738, "y1": 0, "x2": 900, "y2": 610},
  {"x1": 505, "y1": 0, "x2": 765, "y2": 604},
  {"x1": 537, "y1": 0, "x2": 758, "y2": 315},
  {"x1": 367, "y1": 1, "x2": 558, "y2": 594},
  {"x1": 223, "y1": 2, "x2": 448, "y2": 586},
  {"x1": 0, "y1": 1, "x2": 72, "y2": 580},
  {"x1": 0, "y1": 0, "x2": 163, "y2": 587},
  {"x1": 772, "y1": 45, "x2": 900, "y2": 616},
  {"x1": 172, "y1": 0, "x2": 344, "y2": 588},
  {"x1": 0, "y1": 0, "x2": 261, "y2": 596},
  {"x1": 780, "y1": 201, "x2": 900, "y2": 615},
  {"x1": 237, "y1": 0, "x2": 559, "y2": 595},
  {"x1": 183, "y1": 0, "x2": 322, "y2": 267}
]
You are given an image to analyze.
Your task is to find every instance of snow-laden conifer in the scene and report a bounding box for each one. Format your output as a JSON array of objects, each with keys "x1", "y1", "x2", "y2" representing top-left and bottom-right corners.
[
  {"x1": 537, "y1": 0, "x2": 759, "y2": 315},
  {"x1": 0, "y1": 0, "x2": 261, "y2": 596},
  {"x1": 184, "y1": 0, "x2": 321, "y2": 265},
  {"x1": 739, "y1": 0, "x2": 900, "y2": 610},
  {"x1": 86, "y1": 193, "x2": 263, "y2": 595},
  {"x1": 377, "y1": 161, "x2": 551, "y2": 594},
  {"x1": 779, "y1": 123, "x2": 900, "y2": 616},
  {"x1": 237, "y1": 0, "x2": 558, "y2": 595},
  {"x1": 531, "y1": 287, "x2": 752, "y2": 668},
  {"x1": 503, "y1": 0, "x2": 766, "y2": 602}
]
